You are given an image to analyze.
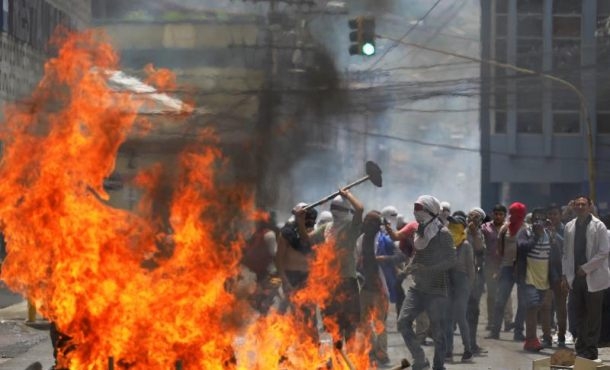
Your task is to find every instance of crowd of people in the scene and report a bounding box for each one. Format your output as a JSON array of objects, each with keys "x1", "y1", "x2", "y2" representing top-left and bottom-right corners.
[{"x1": 240, "y1": 192, "x2": 610, "y2": 370}]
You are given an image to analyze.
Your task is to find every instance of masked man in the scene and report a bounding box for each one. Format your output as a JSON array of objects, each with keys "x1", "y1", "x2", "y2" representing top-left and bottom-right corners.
[{"x1": 396, "y1": 195, "x2": 455, "y2": 370}]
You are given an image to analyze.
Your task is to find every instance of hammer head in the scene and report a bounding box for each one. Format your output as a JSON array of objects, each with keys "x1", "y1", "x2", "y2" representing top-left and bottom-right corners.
[{"x1": 365, "y1": 161, "x2": 383, "y2": 187}]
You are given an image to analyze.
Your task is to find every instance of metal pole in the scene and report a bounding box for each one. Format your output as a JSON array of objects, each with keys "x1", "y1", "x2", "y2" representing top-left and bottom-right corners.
[
  {"x1": 175, "y1": 360, "x2": 183, "y2": 370},
  {"x1": 108, "y1": 356, "x2": 114, "y2": 370},
  {"x1": 378, "y1": 35, "x2": 597, "y2": 203}
]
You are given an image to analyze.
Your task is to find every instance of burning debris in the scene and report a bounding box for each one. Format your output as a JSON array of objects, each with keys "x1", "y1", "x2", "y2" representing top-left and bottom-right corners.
[{"x1": 0, "y1": 30, "x2": 404, "y2": 369}]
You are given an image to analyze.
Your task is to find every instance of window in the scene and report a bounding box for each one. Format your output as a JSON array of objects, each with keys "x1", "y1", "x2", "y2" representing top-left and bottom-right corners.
[
  {"x1": 517, "y1": 0, "x2": 543, "y2": 14},
  {"x1": 553, "y1": 112, "x2": 580, "y2": 133},
  {"x1": 1, "y1": 0, "x2": 8, "y2": 32},
  {"x1": 496, "y1": 0, "x2": 508, "y2": 14},
  {"x1": 517, "y1": 80, "x2": 542, "y2": 110},
  {"x1": 553, "y1": 86, "x2": 580, "y2": 110},
  {"x1": 518, "y1": 14, "x2": 543, "y2": 37},
  {"x1": 553, "y1": 16, "x2": 581, "y2": 38},
  {"x1": 599, "y1": 0, "x2": 610, "y2": 16},
  {"x1": 517, "y1": 39, "x2": 543, "y2": 69},
  {"x1": 554, "y1": 0, "x2": 581, "y2": 15},
  {"x1": 517, "y1": 112, "x2": 542, "y2": 133},
  {"x1": 494, "y1": 111, "x2": 507, "y2": 133},
  {"x1": 597, "y1": 113, "x2": 610, "y2": 134},
  {"x1": 494, "y1": 85, "x2": 507, "y2": 110},
  {"x1": 552, "y1": 40, "x2": 580, "y2": 70}
]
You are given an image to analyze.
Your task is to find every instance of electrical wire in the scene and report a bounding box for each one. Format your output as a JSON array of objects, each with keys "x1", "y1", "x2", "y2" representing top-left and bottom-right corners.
[{"x1": 365, "y1": 0, "x2": 443, "y2": 71}]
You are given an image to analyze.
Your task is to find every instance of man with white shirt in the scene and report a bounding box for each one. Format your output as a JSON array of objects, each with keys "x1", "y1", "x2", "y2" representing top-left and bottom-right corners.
[{"x1": 562, "y1": 195, "x2": 610, "y2": 360}]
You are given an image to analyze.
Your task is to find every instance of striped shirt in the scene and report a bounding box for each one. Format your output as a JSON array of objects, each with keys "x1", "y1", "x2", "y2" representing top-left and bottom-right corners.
[{"x1": 525, "y1": 231, "x2": 551, "y2": 290}]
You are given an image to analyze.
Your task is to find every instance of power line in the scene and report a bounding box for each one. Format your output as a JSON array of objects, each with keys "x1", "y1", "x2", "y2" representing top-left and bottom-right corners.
[
  {"x1": 365, "y1": 0, "x2": 443, "y2": 71},
  {"x1": 342, "y1": 127, "x2": 610, "y2": 164}
]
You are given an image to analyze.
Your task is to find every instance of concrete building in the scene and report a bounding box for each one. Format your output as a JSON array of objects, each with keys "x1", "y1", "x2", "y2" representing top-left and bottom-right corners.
[
  {"x1": 480, "y1": 0, "x2": 610, "y2": 211},
  {"x1": 0, "y1": 0, "x2": 91, "y2": 109}
]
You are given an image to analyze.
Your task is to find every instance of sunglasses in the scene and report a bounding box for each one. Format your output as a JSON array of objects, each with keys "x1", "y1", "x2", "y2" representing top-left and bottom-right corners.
[{"x1": 414, "y1": 203, "x2": 424, "y2": 211}]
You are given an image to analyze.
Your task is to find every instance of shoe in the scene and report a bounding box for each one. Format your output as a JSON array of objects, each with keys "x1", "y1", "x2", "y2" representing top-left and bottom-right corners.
[
  {"x1": 485, "y1": 332, "x2": 499, "y2": 340},
  {"x1": 541, "y1": 336, "x2": 553, "y2": 348},
  {"x1": 374, "y1": 350, "x2": 390, "y2": 365},
  {"x1": 461, "y1": 351, "x2": 473, "y2": 363},
  {"x1": 513, "y1": 332, "x2": 525, "y2": 341},
  {"x1": 557, "y1": 334, "x2": 566, "y2": 348},
  {"x1": 504, "y1": 322, "x2": 515, "y2": 332},
  {"x1": 412, "y1": 359, "x2": 430, "y2": 370},
  {"x1": 524, "y1": 338, "x2": 543, "y2": 352},
  {"x1": 472, "y1": 345, "x2": 488, "y2": 355}
]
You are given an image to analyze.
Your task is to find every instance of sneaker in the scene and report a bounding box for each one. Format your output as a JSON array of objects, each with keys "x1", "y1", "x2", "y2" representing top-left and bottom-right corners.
[
  {"x1": 524, "y1": 338, "x2": 543, "y2": 352},
  {"x1": 557, "y1": 334, "x2": 566, "y2": 348},
  {"x1": 374, "y1": 350, "x2": 390, "y2": 365},
  {"x1": 513, "y1": 332, "x2": 525, "y2": 341},
  {"x1": 541, "y1": 336, "x2": 553, "y2": 348},
  {"x1": 472, "y1": 345, "x2": 488, "y2": 355},
  {"x1": 485, "y1": 332, "x2": 500, "y2": 340},
  {"x1": 461, "y1": 351, "x2": 474, "y2": 363},
  {"x1": 412, "y1": 359, "x2": 430, "y2": 370}
]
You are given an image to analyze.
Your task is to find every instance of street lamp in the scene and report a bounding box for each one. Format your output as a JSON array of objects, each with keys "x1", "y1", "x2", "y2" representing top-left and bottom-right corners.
[{"x1": 376, "y1": 35, "x2": 597, "y2": 203}]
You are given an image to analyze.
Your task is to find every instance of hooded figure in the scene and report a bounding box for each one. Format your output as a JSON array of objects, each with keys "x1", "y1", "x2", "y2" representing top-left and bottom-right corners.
[
  {"x1": 327, "y1": 195, "x2": 353, "y2": 239},
  {"x1": 381, "y1": 205, "x2": 399, "y2": 229},
  {"x1": 440, "y1": 201, "x2": 452, "y2": 225},
  {"x1": 413, "y1": 195, "x2": 444, "y2": 250},
  {"x1": 316, "y1": 210, "x2": 333, "y2": 229},
  {"x1": 508, "y1": 202, "x2": 527, "y2": 236}
]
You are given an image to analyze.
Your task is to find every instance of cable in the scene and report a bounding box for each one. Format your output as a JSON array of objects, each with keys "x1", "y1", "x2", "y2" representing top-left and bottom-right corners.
[
  {"x1": 341, "y1": 127, "x2": 610, "y2": 164},
  {"x1": 365, "y1": 0, "x2": 443, "y2": 71}
]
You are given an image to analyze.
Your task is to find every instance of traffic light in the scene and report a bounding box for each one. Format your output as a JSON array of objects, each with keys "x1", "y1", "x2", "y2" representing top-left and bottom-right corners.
[{"x1": 348, "y1": 16, "x2": 376, "y2": 56}]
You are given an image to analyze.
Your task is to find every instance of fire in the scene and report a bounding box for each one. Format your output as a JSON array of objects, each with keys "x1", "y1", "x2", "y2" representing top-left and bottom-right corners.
[{"x1": 0, "y1": 29, "x2": 376, "y2": 369}]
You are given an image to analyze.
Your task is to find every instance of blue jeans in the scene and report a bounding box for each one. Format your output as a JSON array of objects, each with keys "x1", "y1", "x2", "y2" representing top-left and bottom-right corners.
[
  {"x1": 491, "y1": 266, "x2": 526, "y2": 335},
  {"x1": 446, "y1": 271, "x2": 471, "y2": 354},
  {"x1": 397, "y1": 288, "x2": 448, "y2": 370}
]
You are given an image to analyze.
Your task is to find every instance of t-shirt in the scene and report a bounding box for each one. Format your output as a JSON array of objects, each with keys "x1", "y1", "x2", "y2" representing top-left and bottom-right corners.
[{"x1": 525, "y1": 231, "x2": 551, "y2": 290}]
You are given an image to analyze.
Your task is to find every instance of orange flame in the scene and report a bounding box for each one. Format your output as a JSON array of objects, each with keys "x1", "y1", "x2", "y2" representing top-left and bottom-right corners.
[{"x1": 0, "y1": 29, "x2": 376, "y2": 369}]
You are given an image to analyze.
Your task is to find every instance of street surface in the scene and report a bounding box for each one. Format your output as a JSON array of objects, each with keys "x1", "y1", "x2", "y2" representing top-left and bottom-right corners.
[{"x1": 0, "y1": 284, "x2": 607, "y2": 369}]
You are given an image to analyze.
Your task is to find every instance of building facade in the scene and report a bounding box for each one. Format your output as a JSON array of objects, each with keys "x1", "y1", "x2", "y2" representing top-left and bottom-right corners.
[
  {"x1": 480, "y1": 0, "x2": 610, "y2": 211},
  {"x1": 0, "y1": 0, "x2": 91, "y2": 108}
]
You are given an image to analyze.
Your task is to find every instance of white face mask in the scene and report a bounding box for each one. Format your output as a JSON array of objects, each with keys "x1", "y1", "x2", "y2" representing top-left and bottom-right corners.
[{"x1": 414, "y1": 210, "x2": 431, "y2": 224}]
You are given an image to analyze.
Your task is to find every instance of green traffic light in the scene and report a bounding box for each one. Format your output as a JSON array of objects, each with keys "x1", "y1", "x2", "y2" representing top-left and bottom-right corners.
[{"x1": 362, "y1": 42, "x2": 375, "y2": 56}]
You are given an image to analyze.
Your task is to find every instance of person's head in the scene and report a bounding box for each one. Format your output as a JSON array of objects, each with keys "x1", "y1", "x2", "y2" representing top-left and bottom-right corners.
[
  {"x1": 492, "y1": 204, "x2": 507, "y2": 226},
  {"x1": 447, "y1": 212, "x2": 467, "y2": 246},
  {"x1": 330, "y1": 195, "x2": 353, "y2": 222},
  {"x1": 468, "y1": 207, "x2": 486, "y2": 227},
  {"x1": 509, "y1": 202, "x2": 527, "y2": 222},
  {"x1": 573, "y1": 195, "x2": 592, "y2": 219},
  {"x1": 362, "y1": 210, "x2": 382, "y2": 236},
  {"x1": 413, "y1": 195, "x2": 441, "y2": 224},
  {"x1": 440, "y1": 201, "x2": 451, "y2": 223},
  {"x1": 316, "y1": 210, "x2": 333, "y2": 228},
  {"x1": 292, "y1": 202, "x2": 318, "y2": 229},
  {"x1": 531, "y1": 208, "x2": 547, "y2": 227},
  {"x1": 381, "y1": 205, "x2": 399, "y2": 229},
  {"x1": 546, "y1": 203, "x2": 562, "y2": 226},
  {"x1": 396, "y1": 214, "x2": 407, "y2": 230}
]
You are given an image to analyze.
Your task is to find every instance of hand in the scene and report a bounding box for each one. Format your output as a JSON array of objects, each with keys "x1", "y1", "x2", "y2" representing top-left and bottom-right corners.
[
  {"x1": 405, "y1": 263, "x2": 424, "y2": 275},
  {"x1": 533, "y1": 223, "x2": 544, "y2": 237},
  {"x1": 338, "y1": 188, "x2": 351, "y2": 199},
  {"x1": 577, "y1": 266, "x2": 587, "y2": 277},
  {"x1": 292, "y1": 205, "x2": 306, "y2": 220},
  {"x1": 492, "y1": 272, "x2": 498, "y2": 280}
]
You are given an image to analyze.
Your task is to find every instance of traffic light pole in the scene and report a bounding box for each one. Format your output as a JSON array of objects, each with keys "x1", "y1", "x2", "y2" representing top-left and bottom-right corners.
[{"x1": 376, "y1": 34, "x2": 597, "y2": 203}]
